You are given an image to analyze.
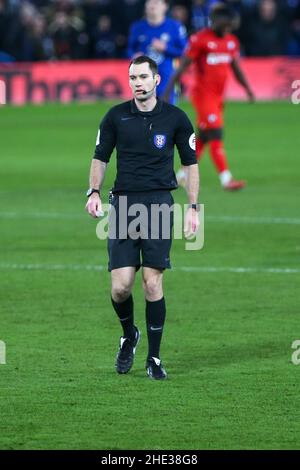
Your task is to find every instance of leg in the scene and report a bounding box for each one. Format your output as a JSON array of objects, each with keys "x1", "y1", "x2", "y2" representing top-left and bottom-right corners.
[
  {"x1": 142, "y1": 267, "x2": 167, "y2": 379},
  {"x1": 111, "y1": 267, "x2": 137, "y2": 341},
  {"x1": 200, "y1": 128, "x2": 246, "y2": 191},
  {"x1": 108, "y1": 198, "x2": 141, "y2": 339},
  {"x1": 108, "y1": 194, "x2": 142, "y2": 374},
  {"x1": 111, "y1": 267, "x2": 141, "y2": 374},
  {"x1": 142, "y1": 267, "x2": 163, "y2": 302},
  {"x1": 142, "y1": 267, "x2": 165, "y2": 357},
  {"x1": 111, "y1": 266, "x2": 136, "y2": 303},
  {"x1": 197, "y1": 102, "x2": 228, "y2": 175},
  {"x1": 199, "y1": 127, "x2": 229, "y2": 174},
  {"x1": 196, "y1": 100, "x2": 230, "y2": 177},
  {"x1": 140, "y1": 192, "x2": 172, "y2": 379},
  {"x1": 197, "y1": 99, "x2": 246, "y2": 190}
]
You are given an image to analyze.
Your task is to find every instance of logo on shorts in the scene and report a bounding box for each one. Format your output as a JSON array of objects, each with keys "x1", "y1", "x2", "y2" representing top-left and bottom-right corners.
[
  {"x1": 154, "y1": 134, "x2": 167, "y2": 149},
  {"x1": 208, "y1": 114, "x2": 217, "y2": 123}
]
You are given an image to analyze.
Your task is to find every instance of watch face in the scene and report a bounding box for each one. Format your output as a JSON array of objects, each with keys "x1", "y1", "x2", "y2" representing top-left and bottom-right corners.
[
  {"x1": 190, "y1": 204, "x2": 200, "y2": 212},
  {"x1": 87, "y1": 189, "x2": 99, "y2": 197}
]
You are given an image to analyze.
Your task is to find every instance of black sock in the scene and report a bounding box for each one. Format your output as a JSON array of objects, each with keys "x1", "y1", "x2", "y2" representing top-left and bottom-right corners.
[
  {"x1": 111, "y1": 295, "x2": 135, "y2": 341},
  {"x1": 146, "y1": 297, "x2": 166, "y2": 359}
]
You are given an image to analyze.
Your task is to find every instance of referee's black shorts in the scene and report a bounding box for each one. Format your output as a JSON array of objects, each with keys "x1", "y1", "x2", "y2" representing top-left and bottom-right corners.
[{"x1": 107, "y1": 190, "x2": 174, "y2": 272}]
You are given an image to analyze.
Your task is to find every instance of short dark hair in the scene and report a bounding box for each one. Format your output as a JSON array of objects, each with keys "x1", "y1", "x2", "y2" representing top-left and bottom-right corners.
[
  {"x1": 210, "y1": 5, "x2": 236, "y2": 23},
  {"x1": 129, "y1": 55, "x2": 158, "y2": 76}
]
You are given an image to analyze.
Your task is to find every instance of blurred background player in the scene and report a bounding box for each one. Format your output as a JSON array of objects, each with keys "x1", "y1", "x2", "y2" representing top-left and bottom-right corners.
[
  {"x1": 127, "y1": 0, "x2": 187, "y2": 103},
  {"x1": 164, "y1": 5, "x2": 255, "y2": 191}
]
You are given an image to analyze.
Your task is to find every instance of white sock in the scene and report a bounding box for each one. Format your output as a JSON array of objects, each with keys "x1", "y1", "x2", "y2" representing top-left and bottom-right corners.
[{"x1": 219, "y1": 170, "x2": 232, "y2": 186}]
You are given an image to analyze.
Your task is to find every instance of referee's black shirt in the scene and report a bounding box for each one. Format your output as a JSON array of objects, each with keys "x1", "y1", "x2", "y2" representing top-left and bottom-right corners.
[{"x1": 93, "y1": 99, "x2": 197, "y2": 193}]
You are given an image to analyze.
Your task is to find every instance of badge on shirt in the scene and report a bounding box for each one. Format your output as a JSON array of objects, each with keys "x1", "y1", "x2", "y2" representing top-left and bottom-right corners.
[{"x1": 154, "y1": 134, "x2": 166, "y2": 149}]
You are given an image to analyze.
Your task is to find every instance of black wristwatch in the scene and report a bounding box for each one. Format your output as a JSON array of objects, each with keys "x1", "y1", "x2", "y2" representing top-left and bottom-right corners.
[
  {"x1": 188, "y1": 203, "x2": 200, "y2": 212},
  {"x1": 86, "y1": 188, "x2": 100, "y2": 198}
]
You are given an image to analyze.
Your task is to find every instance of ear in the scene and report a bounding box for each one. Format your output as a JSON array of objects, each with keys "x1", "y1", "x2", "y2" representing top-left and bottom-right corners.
[{"x1": 155, "y1": 74, "x2": 161, "y2": 86}]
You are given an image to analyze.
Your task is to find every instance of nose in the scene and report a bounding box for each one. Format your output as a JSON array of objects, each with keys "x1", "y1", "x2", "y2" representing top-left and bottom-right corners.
[{"x1": 135, "y1": 77, "x2": 143, "y2": 88}]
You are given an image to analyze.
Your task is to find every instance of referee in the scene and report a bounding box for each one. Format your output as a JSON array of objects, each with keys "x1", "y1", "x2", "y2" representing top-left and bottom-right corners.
[{"x1": 86, "y1": 55, "x2": 200, "y2": 380}]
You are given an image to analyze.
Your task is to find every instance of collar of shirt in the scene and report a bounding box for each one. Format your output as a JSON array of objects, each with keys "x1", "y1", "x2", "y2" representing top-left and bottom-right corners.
[{"x1": 130, "y1": 99, "x2": 163, "y2": 116}]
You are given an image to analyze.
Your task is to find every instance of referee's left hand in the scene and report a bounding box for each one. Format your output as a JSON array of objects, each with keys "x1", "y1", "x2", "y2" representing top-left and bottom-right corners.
[
  {"x1": 85, "y1": 193, "x2": 102, "y2": 218},
  {"x1": 184, "y1": 207, "x2": 200, "y2": 239}
]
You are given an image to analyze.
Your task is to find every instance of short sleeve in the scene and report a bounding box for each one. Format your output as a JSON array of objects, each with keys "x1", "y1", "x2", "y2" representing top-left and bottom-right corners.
[
  {"x1": 185, "y1": 33, "x2": 204, "y2": 60},
  {"x1": 93, "y1": 111, "x2": 116, "y2": 163},
  {"x1": 174, "y1": 111, "x2": 197, "y2": 166}
]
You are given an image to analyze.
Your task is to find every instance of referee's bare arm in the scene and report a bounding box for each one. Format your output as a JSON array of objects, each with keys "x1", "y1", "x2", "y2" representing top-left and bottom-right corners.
[
  {"x1": 175, "y1": 110, "x2": 200, "y2": 236},
  {"x1": 85, "y1": 159, "x2": 107, "y2": 218},
  {"x1": 186, "y1": 163, "x2": 199, "y2": 206},
  {"x1": 185, "y1": 163, "x2": 200, "y2": 237},
  {"x1": 86, "y1": 109, "x2": 116, "y2": 218}
]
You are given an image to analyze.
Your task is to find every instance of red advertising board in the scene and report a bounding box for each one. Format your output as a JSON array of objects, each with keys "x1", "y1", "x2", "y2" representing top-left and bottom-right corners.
[
  {"x1": 0, "y1": 58, "x2": 299, "y2": 105},
  {"x1": 0, "y1": 60, "x2": 131, "y2": 105},
  {"x1": 226, "y1": 58, "x2": 299, "y2": 101},
  {"x1": 182, "y1": 57, "x2": 300, "y2": 101}
]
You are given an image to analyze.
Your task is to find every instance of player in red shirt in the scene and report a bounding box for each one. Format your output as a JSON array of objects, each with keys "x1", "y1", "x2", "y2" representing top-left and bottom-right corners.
[{"x1": 164, "y1": 5, "x2": 254, "y2": 190}]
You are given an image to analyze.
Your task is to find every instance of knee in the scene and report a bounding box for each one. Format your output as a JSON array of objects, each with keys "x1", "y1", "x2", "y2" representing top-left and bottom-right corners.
[
  {"x1": 142, "y1": 276, "x2": 163, "y2": 300},
  {"x1": 111, "y1": 282, "x2": 132, "y2": 303}
]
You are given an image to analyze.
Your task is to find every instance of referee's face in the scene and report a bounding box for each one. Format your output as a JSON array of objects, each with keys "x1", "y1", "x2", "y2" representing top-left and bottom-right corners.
[{"x1": 129, "y1": 62, "x2": 159, "y2": 102}]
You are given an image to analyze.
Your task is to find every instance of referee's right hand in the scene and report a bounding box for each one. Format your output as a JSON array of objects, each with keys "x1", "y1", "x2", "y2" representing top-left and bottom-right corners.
[{"x1": 85, "y1": 193, "x2": 103, "y2": 218}]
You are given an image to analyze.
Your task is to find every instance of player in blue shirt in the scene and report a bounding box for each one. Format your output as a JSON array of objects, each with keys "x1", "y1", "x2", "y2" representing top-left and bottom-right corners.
[{"x1": 127, "y1": 0, "x2": 187, "y2": 104}]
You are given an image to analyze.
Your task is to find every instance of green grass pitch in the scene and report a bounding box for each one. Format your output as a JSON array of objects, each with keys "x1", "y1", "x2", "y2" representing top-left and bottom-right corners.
[{"x1": 0, "y1": 100, "x2": 300, "y2": 450}]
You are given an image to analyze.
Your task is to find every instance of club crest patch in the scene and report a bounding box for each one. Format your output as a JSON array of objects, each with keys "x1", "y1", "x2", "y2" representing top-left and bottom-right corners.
[{"x1": 154, "y1": 134, "x2": 166, "y2": 149}]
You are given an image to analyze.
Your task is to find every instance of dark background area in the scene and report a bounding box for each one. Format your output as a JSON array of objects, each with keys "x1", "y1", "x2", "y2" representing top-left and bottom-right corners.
[{"x1": 0, "y1": 0, "x2": 299, "y2": 63}]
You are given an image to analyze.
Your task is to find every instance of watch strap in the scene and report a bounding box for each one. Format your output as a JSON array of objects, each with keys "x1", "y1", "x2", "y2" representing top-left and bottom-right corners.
[{"x1": 86, "y1": 188, "x2": 100, "y2": 198}]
